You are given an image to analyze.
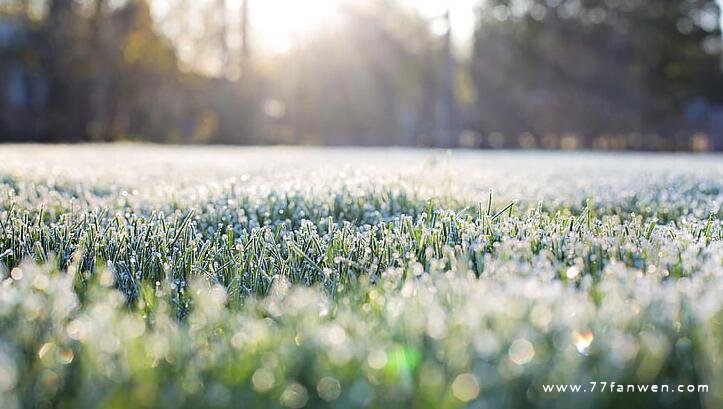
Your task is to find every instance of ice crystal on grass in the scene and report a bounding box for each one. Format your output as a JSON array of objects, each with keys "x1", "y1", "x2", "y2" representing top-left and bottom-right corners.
[{"x1": 0, "y1": 146, "x2": 721, "y2": 408}]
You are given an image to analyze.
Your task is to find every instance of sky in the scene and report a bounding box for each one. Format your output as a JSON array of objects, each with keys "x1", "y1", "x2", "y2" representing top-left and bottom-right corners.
[
  {"x1": 150, "y1": 0, "x2": 723, "y2": 77},
  {"x1": 152, "y1": 0, "x2": 480, "y2": 56},
  {"x1": 404, "y1": 0, "x2": 479, "y2": 46},
  {"x1": 243, "y1": 0, "x2": 479, "y2": 53}
]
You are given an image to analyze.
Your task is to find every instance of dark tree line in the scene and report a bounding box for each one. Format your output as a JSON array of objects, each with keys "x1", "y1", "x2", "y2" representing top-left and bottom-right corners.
[
  {"x1": 1, "y1": 0, "x2": 256, "y2": 143},
  {"x1": 0, "y1": 0, "x2": 722, "y2": 149},
  {"x1": 470, "y1": 0, "x2": 723, "y2": 150}
]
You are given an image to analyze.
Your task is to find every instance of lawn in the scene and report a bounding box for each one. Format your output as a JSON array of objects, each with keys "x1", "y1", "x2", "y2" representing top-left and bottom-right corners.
[{"x1": 0, "y1": 145, "x2": 721, "y2": 409}]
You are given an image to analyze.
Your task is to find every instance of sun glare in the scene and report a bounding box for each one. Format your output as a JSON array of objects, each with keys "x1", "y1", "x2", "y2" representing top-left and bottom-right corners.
[
  {"x1": 248, "y1": 0, "x2": 343, "y2": 53},
  {"x1": 152, "y1": 0, "x2": 344, "y2": 56},
  {"x1": 152, "y1": 0, "x2": 480, "y2": 66}
]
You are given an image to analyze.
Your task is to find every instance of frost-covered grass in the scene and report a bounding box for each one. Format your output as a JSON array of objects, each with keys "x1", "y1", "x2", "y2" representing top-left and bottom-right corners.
[{"x1": 0, "y1": 145, "x2": 722, "y2": 409}]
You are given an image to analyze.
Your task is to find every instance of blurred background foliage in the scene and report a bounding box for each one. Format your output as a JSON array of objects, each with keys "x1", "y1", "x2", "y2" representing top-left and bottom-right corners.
[{"x1": 0, "y1": 0, "x2": 722, "y2": 150}]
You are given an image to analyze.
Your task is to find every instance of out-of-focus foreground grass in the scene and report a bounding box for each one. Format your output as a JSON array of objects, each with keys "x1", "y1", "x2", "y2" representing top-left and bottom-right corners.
[{"x1": 0, "y1": 146, "x2": 722, "y2": 409}]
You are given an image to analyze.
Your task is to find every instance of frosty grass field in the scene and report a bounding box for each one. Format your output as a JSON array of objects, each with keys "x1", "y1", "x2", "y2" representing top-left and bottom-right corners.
[{"x1": 0, "y1": 145, "x2": 722, "y2": 409}]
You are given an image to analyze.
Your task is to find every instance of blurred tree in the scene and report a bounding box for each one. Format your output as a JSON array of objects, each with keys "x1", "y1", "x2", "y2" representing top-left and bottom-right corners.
[
  {"x1": 471, "y1": 0, "x2": 723, "y2": 149},
  {"x1": 0, "y1": 0, "x2": 227, "y2": 142},
  {"x1": 0, "y1": 1, "x2": 45, "y2": 140},
  {"x1": 150, "y1": 0, "x2": 259, "y2": 144},
  {"x1": 88, "y1": 0, "x2": 114, "y2": 141},
  {"x1": 1, "y1": 0, "x2": 722, "y2": 148},
  {"x1": 113, "y1": 0, "x2": 181, "y2": 141},
  {"x1": 432, "y1": 9, "x2": 460, "y2": 148},
  {"x1": 43, "y1": 0, "x2": 93, "y2": 141},
  {"x1": 716, "y1": 0, "x2": 723, "y2": 69},
  {"x1": 259, "y1": 0, "x2": 451, "y2": 146},
  {"x1": 240, "y1": 0, "x2": 250, "y2": 77}
]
